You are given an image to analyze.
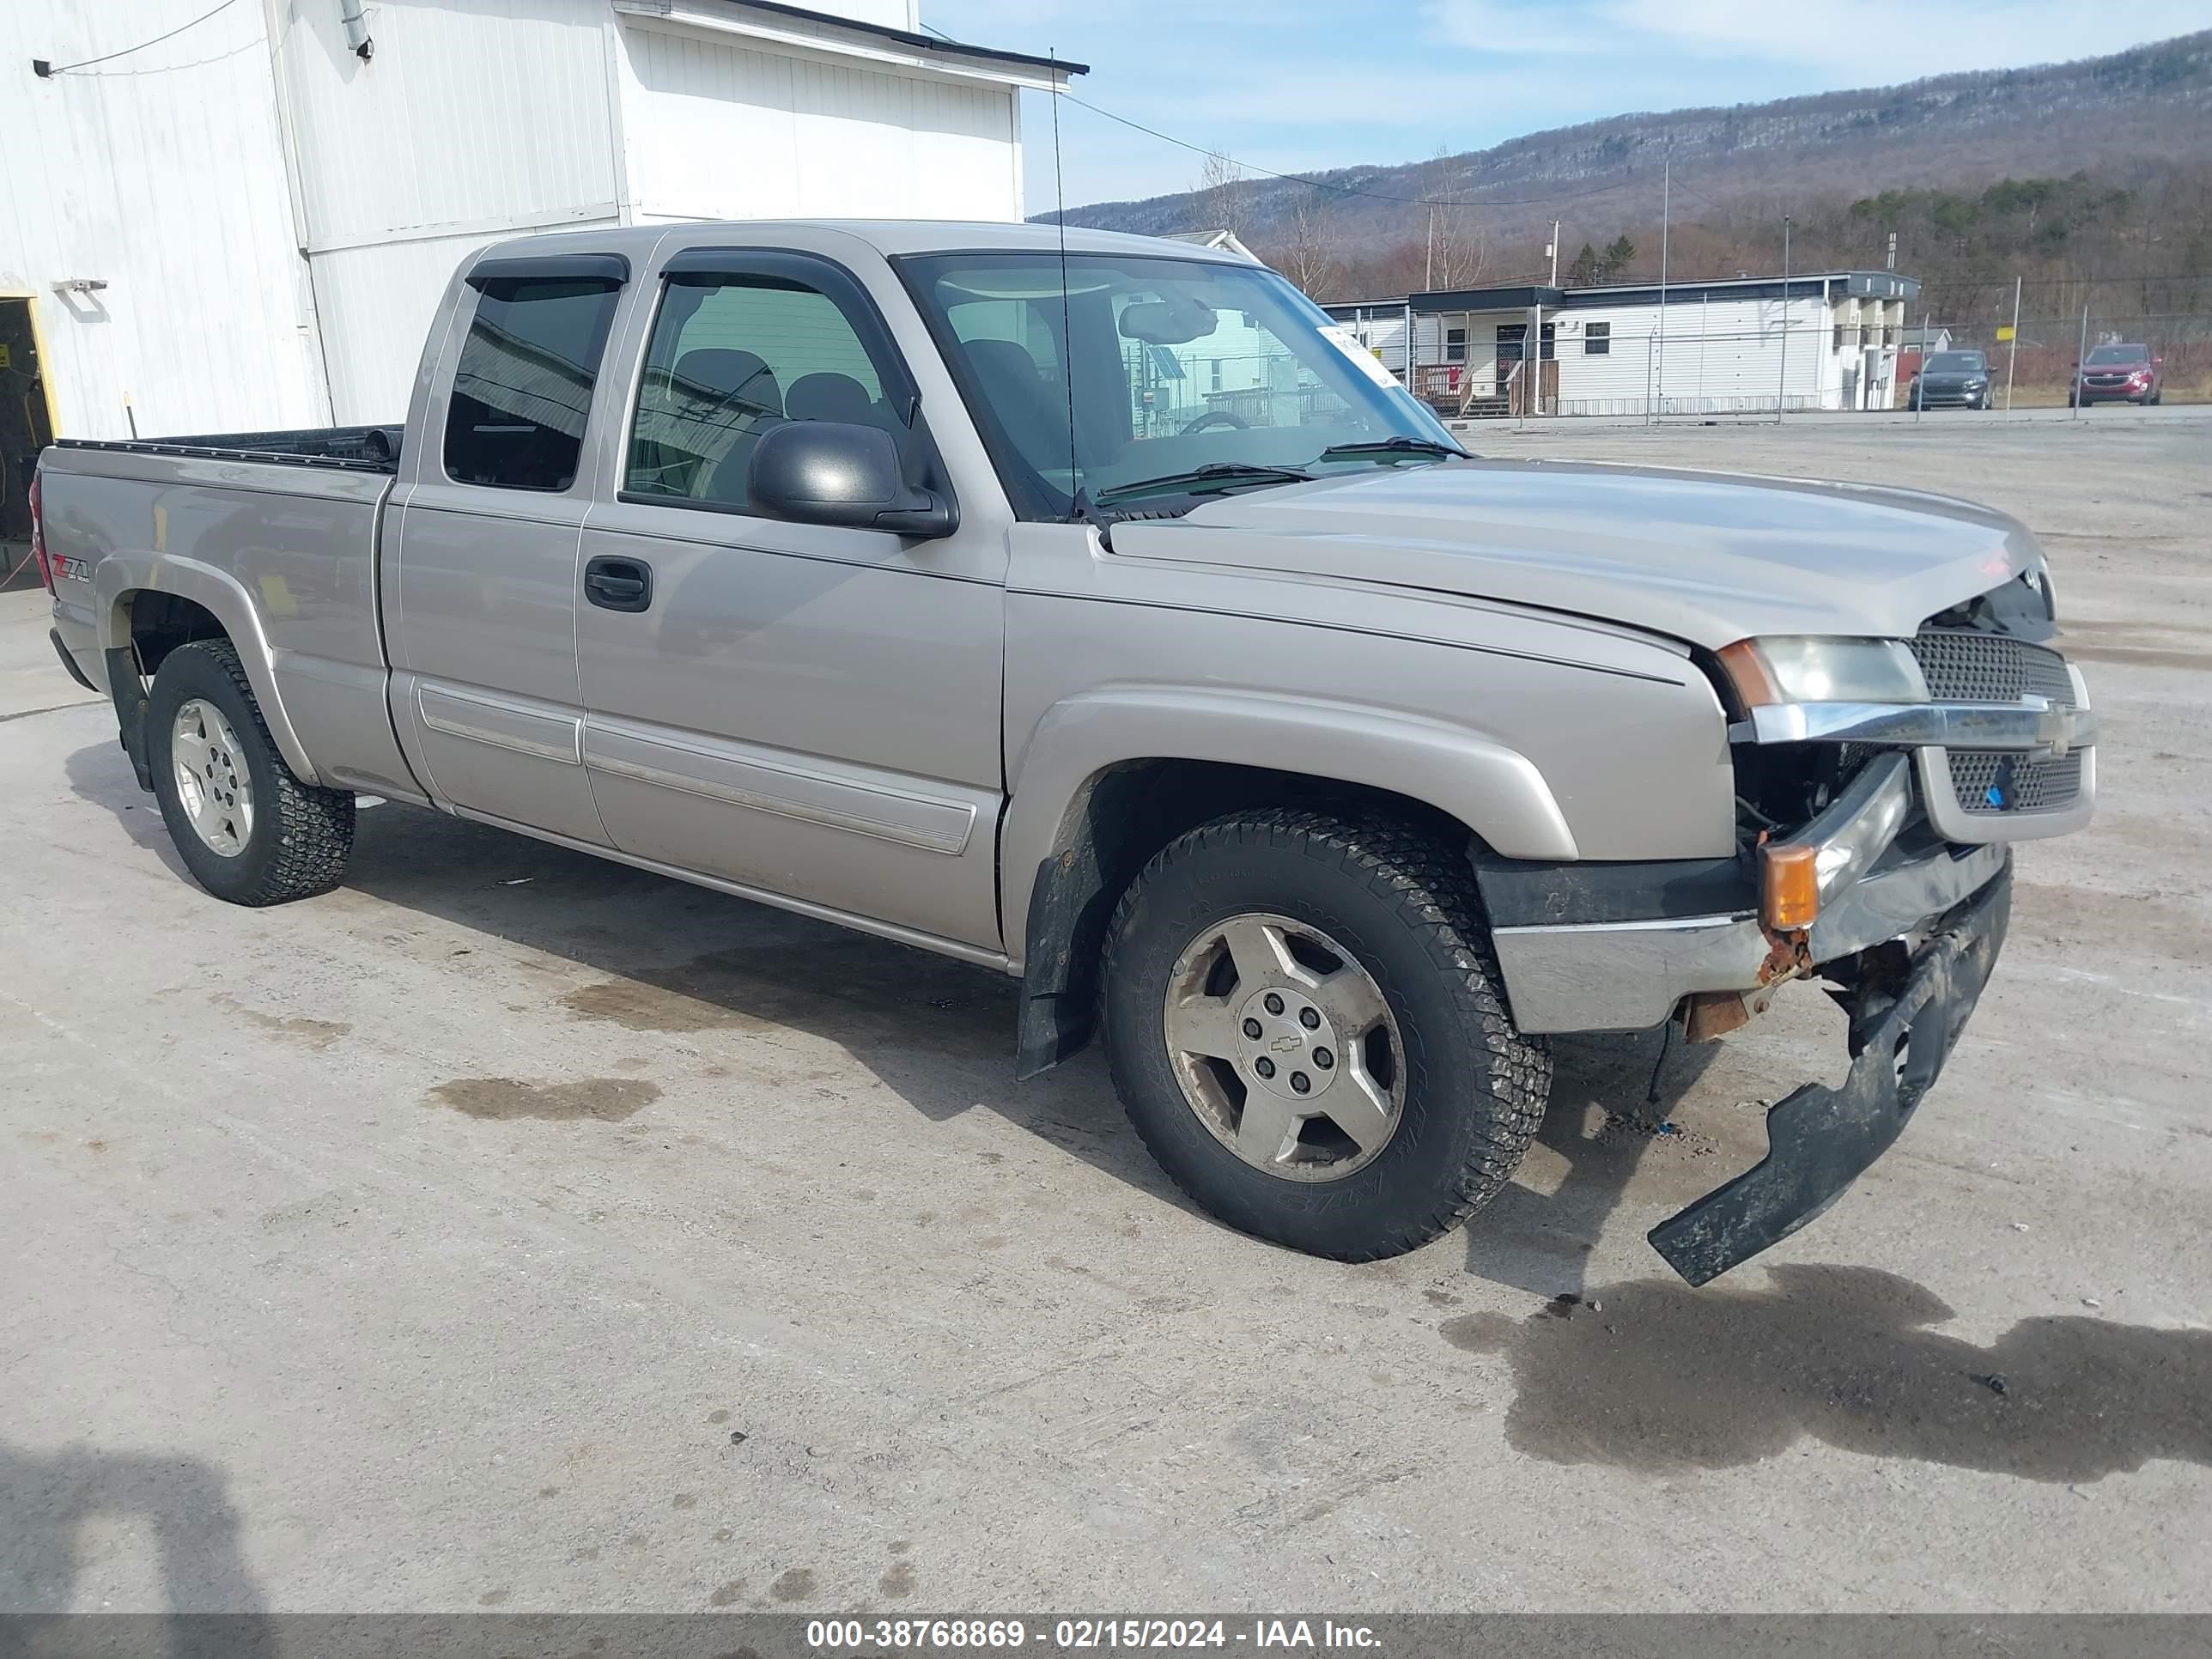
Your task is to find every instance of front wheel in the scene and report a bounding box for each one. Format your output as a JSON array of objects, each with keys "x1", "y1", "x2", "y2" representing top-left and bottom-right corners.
[
  {"x1": 147, "y1": 640, "x2": 356, "y2": 905},
  {"x1": 1100, "y1": 809, "x2": 1550, "y2": 1261}
]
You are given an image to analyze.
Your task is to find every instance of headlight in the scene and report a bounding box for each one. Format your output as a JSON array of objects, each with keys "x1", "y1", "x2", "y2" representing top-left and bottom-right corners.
[{"x1": 1717, "y1": 636, "x2": 1930, "y2": 708}]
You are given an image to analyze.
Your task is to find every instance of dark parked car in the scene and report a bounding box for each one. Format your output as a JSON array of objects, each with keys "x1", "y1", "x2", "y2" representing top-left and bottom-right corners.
[
  {"x1": 2072, "y1": 343, "x2": 2164, "y2": 406},
  {"x1": 1909, "y1": 350, "x2": 1993, "y2": 410}
]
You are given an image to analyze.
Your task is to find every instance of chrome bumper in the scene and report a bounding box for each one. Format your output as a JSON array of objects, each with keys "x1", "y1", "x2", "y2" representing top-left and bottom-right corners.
[{"x1": 1492, "y1": 751, "x2": 2003, "y2": 1035}]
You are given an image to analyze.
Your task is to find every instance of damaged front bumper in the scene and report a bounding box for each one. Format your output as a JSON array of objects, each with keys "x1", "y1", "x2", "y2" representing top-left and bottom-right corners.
[
  {"x1": 1480, "y1": 747, "x2": 2029, "y2": 1285},
  {"x1": 1648, "y1": 861, "x2": 2011, "y2": 1285}
]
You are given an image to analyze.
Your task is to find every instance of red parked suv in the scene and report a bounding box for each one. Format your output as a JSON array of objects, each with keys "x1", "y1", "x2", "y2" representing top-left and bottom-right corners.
[{"x1": 2072, "y1": 343, "x2": 2164, "y2": 406}]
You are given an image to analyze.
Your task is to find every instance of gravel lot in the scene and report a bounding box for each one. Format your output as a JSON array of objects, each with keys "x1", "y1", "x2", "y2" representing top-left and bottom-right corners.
[{"x1": 3, "y1": 416, "x2": 2208, "y2": 1617}]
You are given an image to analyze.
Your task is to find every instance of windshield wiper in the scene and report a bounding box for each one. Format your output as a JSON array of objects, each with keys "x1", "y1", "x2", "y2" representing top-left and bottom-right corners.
[
  {"x1": 1090, "y1": 461, "x2": 1314, "y2": 506},
  {"x1": 1316, "y1": 436, "x2": 1471, "y2": 463}
]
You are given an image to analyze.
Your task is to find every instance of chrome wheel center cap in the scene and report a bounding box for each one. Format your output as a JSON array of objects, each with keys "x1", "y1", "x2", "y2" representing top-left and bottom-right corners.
[{"x1": 1233, "y1": 984, "x2": 1340, "y2": 1102}]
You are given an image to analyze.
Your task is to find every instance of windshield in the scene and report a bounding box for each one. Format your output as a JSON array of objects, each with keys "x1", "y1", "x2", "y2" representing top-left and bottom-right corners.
[
  {"x1": 897, "y1": 252, "x2": 1458, "y2": 518},
  {"x1": 1923, "y1": 352, "x2": 1985, "y2": 374},
  {"x1": 2085, "y1": 345, "x2": 2146, "y2": 365}
]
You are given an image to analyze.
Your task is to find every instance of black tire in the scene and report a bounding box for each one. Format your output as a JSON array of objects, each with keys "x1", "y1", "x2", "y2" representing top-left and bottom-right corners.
[
  {"x1": 146, "y1": 639, "x2": 355, "y2": 906},
  {"x1": 1100, "y1": 808, "x2": 1550, "y2": 1261}
]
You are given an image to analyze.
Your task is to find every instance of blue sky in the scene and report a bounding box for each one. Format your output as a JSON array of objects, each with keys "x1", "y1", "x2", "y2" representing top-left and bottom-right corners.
[{"x1": 922, "y1": 0, "x2": 2212, "y2": 212}]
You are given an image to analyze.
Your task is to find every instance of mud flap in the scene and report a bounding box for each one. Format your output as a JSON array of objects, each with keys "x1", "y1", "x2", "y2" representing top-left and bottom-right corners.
[
  {"x1": 106, "y1": 645, "x2": 154, "y2": 793},
  {"x1": 1649, "y1": 861, "x2": 2012, "y2": 1286}
]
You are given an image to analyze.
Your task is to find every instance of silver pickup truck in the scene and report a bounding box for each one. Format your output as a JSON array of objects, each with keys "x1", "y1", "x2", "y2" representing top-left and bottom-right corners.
[{"x1": 35, "y1": 220, "x2": 2095, "y2": 1283}]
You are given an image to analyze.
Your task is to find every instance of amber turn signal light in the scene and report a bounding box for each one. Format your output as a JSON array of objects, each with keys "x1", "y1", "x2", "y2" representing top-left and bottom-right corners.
[{"x1": 1761, "y1": 842, "x2": 1820, "y2": 930}]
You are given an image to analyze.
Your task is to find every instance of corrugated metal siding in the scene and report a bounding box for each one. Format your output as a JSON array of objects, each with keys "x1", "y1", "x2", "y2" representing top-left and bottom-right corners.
[
  {"x1": 312, "y1": 226, "x2": 613, "y2": 422},
  {"x1": 276, "y1": 0, "x2": 620, "y2": 252},
  {"x1": 619, "y1": 23, "x2": 1019, "y2": 222},
  {"x1": 4, "y1": 0, "x2": 1029, "y2": 438},
  {"x1": 0, "y1": 1, "x2": 325, "y2": 438},
  {"x1": 276, "y1": 0, "x2": 622, "y2": 423}
]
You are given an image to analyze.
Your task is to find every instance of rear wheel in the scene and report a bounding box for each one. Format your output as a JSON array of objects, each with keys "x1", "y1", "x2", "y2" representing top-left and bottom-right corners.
[
  {"x1": 1100, "y1": 809, "x2": 1549, "y2": 1261},
  {"x1": 147, "y1": 640, "x2": 355, "y2": 905}
]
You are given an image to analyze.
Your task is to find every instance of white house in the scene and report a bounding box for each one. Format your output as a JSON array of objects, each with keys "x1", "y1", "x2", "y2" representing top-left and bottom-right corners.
[
  {"x1": 1328, "y1": 270, "x2": 1920, "y2": 417},
  {"x1": 0, "y1": 0, "x2": 1078, "y2": 447}
]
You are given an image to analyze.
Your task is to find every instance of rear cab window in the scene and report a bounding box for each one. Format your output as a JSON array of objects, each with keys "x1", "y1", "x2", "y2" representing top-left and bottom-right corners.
[{"x1": 443, "y1": 259, "x2": 625, "y2": 492}]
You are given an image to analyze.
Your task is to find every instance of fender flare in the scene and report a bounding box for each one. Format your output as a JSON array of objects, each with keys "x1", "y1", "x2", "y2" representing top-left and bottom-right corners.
[
  {"x1": 1000, "y1": 686, "x2": 1577, "y2": 1076},
  {"x1": 96, "y1": 553, "x2": 324, "y2": 786}
]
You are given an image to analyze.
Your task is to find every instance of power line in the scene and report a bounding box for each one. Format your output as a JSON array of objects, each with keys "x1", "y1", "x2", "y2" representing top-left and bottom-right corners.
[
  {"x1": 38, "y1": 0, "x2": 243, "y2": 75},
  {"x1": 1054, "y1": 93, "x2": 1650, "y2": 212}
]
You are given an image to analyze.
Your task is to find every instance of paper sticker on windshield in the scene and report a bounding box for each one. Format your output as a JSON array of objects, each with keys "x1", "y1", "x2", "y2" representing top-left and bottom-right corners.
[{"x1": 1318, "y1": 324, "x2": 1404, "y2": 392}]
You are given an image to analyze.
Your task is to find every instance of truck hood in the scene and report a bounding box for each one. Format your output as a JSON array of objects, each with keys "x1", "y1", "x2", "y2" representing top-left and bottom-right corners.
[{"x1": 1120, "y1": 459, "x2": 2039, "y2": 650}]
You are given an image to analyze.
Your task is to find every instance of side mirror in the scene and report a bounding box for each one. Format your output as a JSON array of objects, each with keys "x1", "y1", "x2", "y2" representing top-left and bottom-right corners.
[{"x1": 748, "y1": 421, "x2": 956, "y2": 538}]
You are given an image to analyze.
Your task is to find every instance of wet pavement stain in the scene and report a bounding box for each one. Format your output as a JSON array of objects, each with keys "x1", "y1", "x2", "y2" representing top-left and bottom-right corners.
[
  {"x1": 427, "y1": 1077, "x2": 662, "y2": 1122},
  {"x1": 1442, "y1": 1264, "x2": 2212, "y2": 1481},
  {"x1": 769, "y1": 1566, "x2": 817, "y2": 1602},
  {"x1": 878, "y1": 1559, "x2": 917, "y2": 1598},
  {"x1": 213, "y1": 997, "x2": 351, "y2": 1051}
]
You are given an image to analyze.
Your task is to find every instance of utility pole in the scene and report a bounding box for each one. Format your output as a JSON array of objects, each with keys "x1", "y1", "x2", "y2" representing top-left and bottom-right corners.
[
  {"x1": 1775, "y1": 215, "x2": 1791, "y2": 424},
  {"x1": 1548, "y1": 219, "x2": 1560, "y2": 286},
  {"x1": 2004, "y1": 274, "x2": 2022, "y2": 413},
  {"x1": 2074, "y1": 301, "x2": 2089, "y2": 422},
  {"x1": 1425, "y1": 205, "x2": 1435, "y2": 292},
  {"x1": 1656, "y1": 159, "x2": 1670, "y2": 421},
  {"x1": 1915, "y1": 307, "x2": 1929, "y2": 423}
]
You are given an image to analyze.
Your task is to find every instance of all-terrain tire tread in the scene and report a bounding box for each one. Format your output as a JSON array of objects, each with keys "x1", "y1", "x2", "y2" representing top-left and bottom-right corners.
[
  {"x1": 161, "y1": 640, "x2": 355, "y2": 905},
  {"x1": 1102, "y1": 806, "x2": 1551, "y2": 1261}
]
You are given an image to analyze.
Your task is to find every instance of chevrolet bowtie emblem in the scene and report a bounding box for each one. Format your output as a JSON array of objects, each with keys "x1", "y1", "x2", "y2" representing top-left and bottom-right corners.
[{"x1": 2027, "y1": 696, "x2": 2091, "y2": 761}]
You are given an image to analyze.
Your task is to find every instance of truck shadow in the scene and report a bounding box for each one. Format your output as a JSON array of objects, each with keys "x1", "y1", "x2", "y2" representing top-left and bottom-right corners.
[
  {"x1": 0, "y1": 1437, "x2": 275, "y2": 1646},
  {"x1": 63, "y1": 744, "x2": 193, "y2": 880},
  {"x1": 1462, "y1": 1030, "x2": 1726, "y2": 1298},
  {"x1": 64, "y1": 751, "x2": 1738, "y2": 1262},
  {"x1": 1436, "y1": 1263, "x2": 2212, "y2": 1481}
]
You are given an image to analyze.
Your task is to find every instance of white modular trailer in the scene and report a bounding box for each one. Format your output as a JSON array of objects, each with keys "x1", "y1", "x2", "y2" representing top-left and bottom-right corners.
[
  {"x1": 1544, "y1": 275, "x2": 1915, "y2": 416},
  {"x1": 2, "y1": 0, "x2": 1073, "y2": 438},
  {"x1": 1330, "y1": 270, "x2": 1918, "y2": 418}
]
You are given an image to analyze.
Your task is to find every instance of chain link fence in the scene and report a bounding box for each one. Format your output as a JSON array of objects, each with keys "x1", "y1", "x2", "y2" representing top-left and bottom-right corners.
[{"x1": 1391, "y1": 276, "x2": 2212, "y2": 426}]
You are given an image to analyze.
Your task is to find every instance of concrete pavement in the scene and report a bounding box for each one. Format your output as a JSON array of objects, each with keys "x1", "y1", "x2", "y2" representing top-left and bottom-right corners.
[{"x1": 3, "y1": 423, "x2": 2208, "y2": 1616}]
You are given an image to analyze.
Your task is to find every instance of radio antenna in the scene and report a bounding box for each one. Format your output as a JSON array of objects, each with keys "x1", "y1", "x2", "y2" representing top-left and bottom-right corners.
[{"x1": 1048, "y1": 50, "x2": 1087, "y2": 523}]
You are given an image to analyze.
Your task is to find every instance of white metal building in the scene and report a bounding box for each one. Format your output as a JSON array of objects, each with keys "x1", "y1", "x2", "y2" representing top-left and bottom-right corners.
[
  {"x1": 1328, "y1": 271, "x2": 1920, "y2": 418},
  {"x1": 0, "y1": 0, "x2": 1077, "y2": 443}
]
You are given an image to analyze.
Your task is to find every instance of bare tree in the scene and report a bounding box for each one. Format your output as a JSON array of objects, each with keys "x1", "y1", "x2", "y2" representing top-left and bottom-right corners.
[
  {"x1": 1195, "y1": 150, "x2": 1250, "y2": 241},
  {"x1": 1276, "y1": 186, "x2": 1342, "y2": 298},
  {"x1": 1423, "y1": 145, "x2": 1488, "y2": 290}
]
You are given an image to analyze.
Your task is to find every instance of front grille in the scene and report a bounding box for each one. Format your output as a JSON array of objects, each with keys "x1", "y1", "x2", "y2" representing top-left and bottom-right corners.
[
  {"x1": 1911, "y1": 627, "x2": 2085, "y2": 818},
  {"x1": 1909, "y1": 629, "x2": 2074, "y2": 704},
  {"x1": 1949, "y1": 750, "x2": 2083, "y2": 815}
]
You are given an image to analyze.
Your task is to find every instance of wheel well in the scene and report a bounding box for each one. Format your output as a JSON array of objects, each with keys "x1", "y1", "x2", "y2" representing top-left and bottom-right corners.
[
  {"x1": 1014, "y1": 759, "x2": 1472, "y2": 1078},
  {"x1": 125, "y1": 592, "x2": 228, "y2": 677}
]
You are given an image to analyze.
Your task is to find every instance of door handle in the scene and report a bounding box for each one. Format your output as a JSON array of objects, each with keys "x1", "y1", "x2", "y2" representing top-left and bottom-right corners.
[{"x1": 584, "y1": 556, "x2": 653, "y2": 612}]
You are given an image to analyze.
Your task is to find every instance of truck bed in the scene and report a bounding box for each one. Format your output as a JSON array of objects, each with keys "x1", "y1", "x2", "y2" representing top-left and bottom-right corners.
[{"x1": 52, "y1": 424, "x2": 404, "y2": 473}]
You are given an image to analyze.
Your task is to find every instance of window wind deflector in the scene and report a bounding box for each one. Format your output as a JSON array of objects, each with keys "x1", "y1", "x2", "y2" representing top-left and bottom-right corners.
[
  {"x1": 1316, "y1": 436, "x2": 1469, "y2": 463},
  {"x1": 1090, "y1": 462, "x2": 1314, "y2": 507},
  {"x1": 466, "y1": 252, "x2": 629, "y2": 289}
]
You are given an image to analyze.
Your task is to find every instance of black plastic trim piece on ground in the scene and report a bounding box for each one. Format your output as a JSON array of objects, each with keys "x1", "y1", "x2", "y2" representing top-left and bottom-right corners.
[{"x1": 1649, "y1": 860, "x2": 2013, "y2": 1285}]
